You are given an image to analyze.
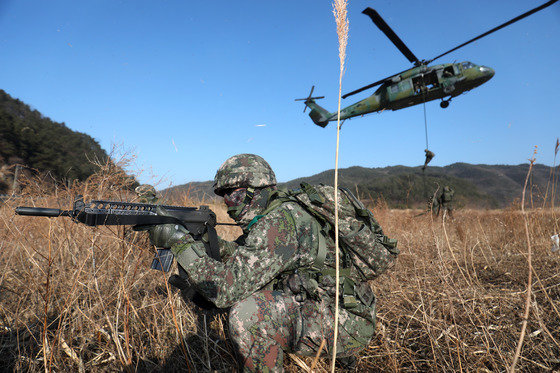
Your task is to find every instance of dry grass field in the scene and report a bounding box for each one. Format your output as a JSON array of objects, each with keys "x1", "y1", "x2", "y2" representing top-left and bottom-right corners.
[{"x1": 1, "y1": 164, "x2": 559, "y2": 372}]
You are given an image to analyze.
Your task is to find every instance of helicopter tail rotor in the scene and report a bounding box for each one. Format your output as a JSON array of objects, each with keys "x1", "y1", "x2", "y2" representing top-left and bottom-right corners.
[
  {"x1": 295, "y1": 85, "x2": 325, "y2": 113},
  {"x1": 295, "y1": 86, "x2": 331, "y2": 127}
]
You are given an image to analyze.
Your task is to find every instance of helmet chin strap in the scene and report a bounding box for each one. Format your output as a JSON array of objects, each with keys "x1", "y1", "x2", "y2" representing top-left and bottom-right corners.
[{"x1": 227, "y1": 187, "x2": 255, "y2": 220}]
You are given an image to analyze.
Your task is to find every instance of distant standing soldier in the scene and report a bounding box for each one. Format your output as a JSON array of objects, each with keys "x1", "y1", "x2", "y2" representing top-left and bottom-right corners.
[
  {"x1": 437, "y1": 186, "x2": 454, "y2": 218},
  {"x1": 135, "y1": 184, "x2": 158, "y2": 204}
]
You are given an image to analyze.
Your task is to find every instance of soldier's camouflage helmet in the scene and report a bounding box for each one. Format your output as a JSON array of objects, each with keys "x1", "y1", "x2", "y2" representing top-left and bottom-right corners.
[
  {"x1": 135, "y1": 184, "x2": 157, "y2": 203},
  {"x1": 213, "y1": 154, "x2": 276, "y2": 196},
  {"x1": 135, "y1": 184, "x2": 156, "y2": 197}
]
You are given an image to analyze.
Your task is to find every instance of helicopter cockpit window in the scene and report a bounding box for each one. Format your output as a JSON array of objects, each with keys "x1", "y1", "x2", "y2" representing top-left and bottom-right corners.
[
  {"x1": 390, "y1": 85, "x2": 399, "y2": 94},
  {"x1": 442, "y1": 66, "x2": 455, "y2": 77},
  {"x1": 462, "y1": 61, "x2": 475, "y2": 70}
]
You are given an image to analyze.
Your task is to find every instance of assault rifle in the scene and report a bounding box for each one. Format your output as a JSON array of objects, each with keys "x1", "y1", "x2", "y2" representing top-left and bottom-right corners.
[
  {"x1": 15, "y1": 196, "x2": 231, "y2": 269},
  {"x1": 16, "y1": 196, "x2": 232, "y2": 308}
]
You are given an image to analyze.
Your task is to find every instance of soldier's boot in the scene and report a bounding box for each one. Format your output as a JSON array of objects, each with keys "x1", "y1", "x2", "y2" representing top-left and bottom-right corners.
[{"x1": 336, "y1": 355, "x2": 358, "y2": 371}]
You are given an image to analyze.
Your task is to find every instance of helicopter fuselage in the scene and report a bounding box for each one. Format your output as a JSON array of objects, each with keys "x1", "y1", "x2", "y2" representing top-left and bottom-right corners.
[{"x1": 334, "y1": 61, "x2": 494, "y2": 121}]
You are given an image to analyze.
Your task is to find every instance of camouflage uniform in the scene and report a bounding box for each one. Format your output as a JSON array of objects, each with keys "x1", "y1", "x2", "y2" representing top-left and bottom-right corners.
[
  {"x1": 135, "y1": 184, "x2": 158, "y2": 204},
  {"x1": 422, "y1": 149, "x2": 435, "y2": 171},
  {"x1": 151, "y1": 154, "x2": 378, "y2": 372},
  {"x1": 437, "y1": 186, "x2": 454, "y2": 217}
]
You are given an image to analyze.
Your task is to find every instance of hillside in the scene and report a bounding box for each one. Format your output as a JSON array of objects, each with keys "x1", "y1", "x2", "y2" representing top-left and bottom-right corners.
[
  {"x1": 285, "y1": 163, "x2": 558, "y2": 208},
  {"x1": 162, "y1": 181, "x2": 216, "y2": 202},
  {"x1": 164, "y1": 163, "x2": 559, "y2": 208},
  {"x1": 0, "y1": 89, "x2": 109, "y2": 192}
]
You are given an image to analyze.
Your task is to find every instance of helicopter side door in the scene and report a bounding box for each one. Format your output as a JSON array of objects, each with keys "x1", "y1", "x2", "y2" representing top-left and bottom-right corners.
[
  {"x1": 440, "y1": 64, "x2": 463, "y2": 95},
  {"x1": 386, "y1": 79, "x2": 414, "y2": 108},
  {"x1": 412, "y1": 71, "x2": 439, "y2": 95}
]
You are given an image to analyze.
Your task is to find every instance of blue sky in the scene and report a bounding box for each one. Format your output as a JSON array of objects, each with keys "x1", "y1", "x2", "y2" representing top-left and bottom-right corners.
[{"x1": 1, "y1": 0, "x2": 559, "y2": 188}]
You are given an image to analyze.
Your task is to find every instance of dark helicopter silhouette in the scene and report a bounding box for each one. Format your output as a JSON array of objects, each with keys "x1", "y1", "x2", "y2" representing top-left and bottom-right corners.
[{"x1": 297, "y1": 0, "x2": 557, "y2": 128}]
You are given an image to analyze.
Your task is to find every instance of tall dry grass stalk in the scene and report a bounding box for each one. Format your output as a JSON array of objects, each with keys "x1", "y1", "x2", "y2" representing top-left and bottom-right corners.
[
  {"x1": 509, "y1": 148, "x2": 537, "y2": 372},
  {"x1": 331, "y1": 0, "x2": 348, "y2": 372},
  {"x1": 552, "y1": 138, "x2": 559, "y2": 234}
]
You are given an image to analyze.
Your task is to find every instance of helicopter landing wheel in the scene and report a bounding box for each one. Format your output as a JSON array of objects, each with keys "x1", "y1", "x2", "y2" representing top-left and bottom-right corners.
[{"x1": 440, "y1": 100, "x2": 450, "y2": 109}]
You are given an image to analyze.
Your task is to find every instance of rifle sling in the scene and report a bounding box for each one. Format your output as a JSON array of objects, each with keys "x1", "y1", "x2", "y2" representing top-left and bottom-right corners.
[{"x1": 206, "y1": 224, "x2": 221, "y2": 262}]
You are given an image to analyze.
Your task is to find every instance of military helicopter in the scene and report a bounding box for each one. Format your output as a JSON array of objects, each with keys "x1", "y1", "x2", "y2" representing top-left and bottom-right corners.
[{"x1": 297, "y1": 0, "x2": 558, "y2": 128}]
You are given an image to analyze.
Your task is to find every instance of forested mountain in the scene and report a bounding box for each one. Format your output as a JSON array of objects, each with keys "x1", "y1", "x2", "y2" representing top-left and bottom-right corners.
[
  {"x1": 0, "y1": 89, "x2": 109, "y2": 191},
  {"x1": 163, "y1": 181, "x2": 216, "y2": 202},
  {"x1": 283, "y1": 163, "x2": 558, "y2": 208},
  {"x1": 164, "y1": 163, "x2": 559, "y2": 209}
]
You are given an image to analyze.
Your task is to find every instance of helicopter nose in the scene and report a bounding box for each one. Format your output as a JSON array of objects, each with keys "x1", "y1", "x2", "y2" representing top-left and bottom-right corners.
[{"x1": 479, "y1": 66, "x2": 495, "y2": 80}]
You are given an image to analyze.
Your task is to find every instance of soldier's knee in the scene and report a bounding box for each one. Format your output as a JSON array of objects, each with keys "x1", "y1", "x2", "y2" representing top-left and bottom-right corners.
[
  {"x1": 229, "y1": 291, "x2": 273, "y2": 337},
  {"x1": 229, "y1": 295, "x2": 257, "y2": 335}
]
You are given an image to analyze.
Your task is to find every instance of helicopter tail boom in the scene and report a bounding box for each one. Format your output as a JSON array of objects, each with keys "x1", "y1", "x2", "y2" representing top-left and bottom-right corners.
[{"x1": 305, "y1": 100, "x2": 332, "y2": 127}]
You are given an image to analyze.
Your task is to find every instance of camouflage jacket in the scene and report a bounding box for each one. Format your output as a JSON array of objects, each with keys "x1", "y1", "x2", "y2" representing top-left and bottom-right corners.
[
  {"x1": 177, "y1": 201, "x2": 323, "y2": 308},
  {"x1": 440, "y1": 188, "x2": 454, "y2": 204}
]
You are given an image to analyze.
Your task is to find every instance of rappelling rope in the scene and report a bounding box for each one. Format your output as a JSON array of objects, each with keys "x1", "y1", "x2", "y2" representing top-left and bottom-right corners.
[
  {"x1": 423, "y1": 100, "x2": 429, "y2": 150},
  {"x1": 421, "y1": 77, "x2": 431, "y2": 204},
  {"x1": 421, "y1": 73, "x2": 430, "y2": 151}
]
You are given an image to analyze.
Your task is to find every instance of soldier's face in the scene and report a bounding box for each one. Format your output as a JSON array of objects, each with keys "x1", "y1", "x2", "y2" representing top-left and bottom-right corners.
[{"x1": 223, "y1": 188, "x2": 247, "y2": 208}]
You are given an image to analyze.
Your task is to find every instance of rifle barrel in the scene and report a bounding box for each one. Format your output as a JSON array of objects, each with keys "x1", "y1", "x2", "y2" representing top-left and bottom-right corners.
[{"x1": 15, "y1": 207, "x2": 70, "y2": 217}]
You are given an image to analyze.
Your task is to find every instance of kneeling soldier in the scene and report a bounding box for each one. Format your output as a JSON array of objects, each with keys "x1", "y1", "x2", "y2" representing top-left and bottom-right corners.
[{"x1": 148, "y1": 154, "x2": 397, "y2": 371}]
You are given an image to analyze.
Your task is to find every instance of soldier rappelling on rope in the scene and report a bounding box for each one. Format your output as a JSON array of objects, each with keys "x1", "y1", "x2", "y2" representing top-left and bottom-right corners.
[{"x1": 422, "y1": 149, "x2": 435, "y2": 171}]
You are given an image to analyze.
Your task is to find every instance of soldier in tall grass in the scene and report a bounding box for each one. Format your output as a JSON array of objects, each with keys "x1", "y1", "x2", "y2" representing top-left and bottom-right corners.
[
  {"x1": 437, "y1": 186, "x2": 455, "y2": 218},
  {"x1": 146, "y1": 154, "x2": 397, "y2": 371}
]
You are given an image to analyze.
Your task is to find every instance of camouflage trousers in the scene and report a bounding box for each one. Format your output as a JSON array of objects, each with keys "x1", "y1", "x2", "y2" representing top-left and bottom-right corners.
[
  {"x1": 228, "y1": 290, "x2": 375, "y2": 372},
  {"x1": 436, "y1": 203, "x2": 453, "y2": 217}
]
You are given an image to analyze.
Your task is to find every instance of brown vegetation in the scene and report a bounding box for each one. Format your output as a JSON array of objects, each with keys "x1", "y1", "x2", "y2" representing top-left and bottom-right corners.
[{"x1": 1, "y1": 164, "x2": 559, "y2": 372}]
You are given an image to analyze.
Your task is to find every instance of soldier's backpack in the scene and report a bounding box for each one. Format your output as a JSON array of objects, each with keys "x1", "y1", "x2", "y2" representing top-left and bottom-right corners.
[{"x1": 268, "y1": 182, "x2": 399, "y2": 282}]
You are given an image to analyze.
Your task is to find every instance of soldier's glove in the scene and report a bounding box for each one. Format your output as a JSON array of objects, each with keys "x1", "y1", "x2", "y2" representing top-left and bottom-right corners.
[
  {"x1": 147, "y1": 223, "x2": 191, "y2": 249},
  {"x1": 146, "y1": 222, "x2": 206, "y2": 267},
  {"x1": 137, "y1": 206, "x2": 193, "y2": 249},
  {"x1": 139, "y1": 206, "x2": 206, "y2": 268}
]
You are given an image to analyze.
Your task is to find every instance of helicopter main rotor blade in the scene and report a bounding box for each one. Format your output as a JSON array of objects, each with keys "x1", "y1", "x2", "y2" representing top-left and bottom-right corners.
[
  {"x1": 341, "y1": 77, "x2": 388, "y2": 99},
  {"x1": 342, "y1": 64, "x2": 416, "y2": 99},
  {"x1": 362, "y1": 7, "x2": 420, "y2": 65},
  {"x1": 427, "y1": 0, "x2": 558, "y2": 64}
]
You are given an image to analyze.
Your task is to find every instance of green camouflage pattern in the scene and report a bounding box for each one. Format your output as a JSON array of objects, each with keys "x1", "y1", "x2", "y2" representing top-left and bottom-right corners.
[
  {"x1": 289, "y1": 184, "x2": 399, "y2": 281},
  {"x1": 213, "y1": 154, "x2": 277, "y2": 196},
  {"x1": 441, "y1": 186, "x2": 454, "y2": 204},
  {"x1": 173, "y1": 200, "x2": 377, "y2": 371},
  {"x1": 437, "y1": 186, "x2": 455, "y2": 217},
  {"x1": 178, "y1": 201, "x2": 317, "y2": 307},
  {"x1": 422, "y1": 149, "x2": 435, "y2": 170},
  {"x1": 229, "y1": 290, "x2": 374, "y2": 372},
  {"x1": 135, "y1": 184, "x2": 157, "y2": 203}
]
